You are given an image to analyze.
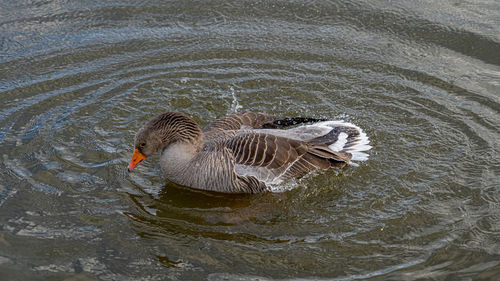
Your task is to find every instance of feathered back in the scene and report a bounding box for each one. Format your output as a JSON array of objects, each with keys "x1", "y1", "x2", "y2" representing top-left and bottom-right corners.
[{"x1": 203, "y1": 112, "x2": 277, "y2": 133}]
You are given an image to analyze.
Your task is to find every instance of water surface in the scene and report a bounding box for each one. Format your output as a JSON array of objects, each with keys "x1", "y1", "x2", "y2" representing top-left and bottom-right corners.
[{"x1": 1, "y1": 0, "x2": 499, "y2": 280}]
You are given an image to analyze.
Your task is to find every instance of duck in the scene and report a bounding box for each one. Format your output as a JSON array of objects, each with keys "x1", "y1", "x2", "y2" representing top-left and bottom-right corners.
[{"x1": 127, "y1": 112, "x2": 371, "y2": 193}]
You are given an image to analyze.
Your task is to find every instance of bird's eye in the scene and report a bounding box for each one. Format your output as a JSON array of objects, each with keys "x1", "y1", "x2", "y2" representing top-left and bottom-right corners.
[{"x1": 139, "y1": 142, "x2": 146, "y2": 148}]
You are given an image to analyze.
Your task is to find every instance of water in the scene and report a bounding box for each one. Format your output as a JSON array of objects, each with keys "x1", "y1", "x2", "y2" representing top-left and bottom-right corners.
[{"x1": 1, "y1": 0, "x2": 499, "y2": 280}]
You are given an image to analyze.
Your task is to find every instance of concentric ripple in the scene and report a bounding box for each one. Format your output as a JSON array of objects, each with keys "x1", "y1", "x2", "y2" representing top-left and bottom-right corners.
[{"x1": 0, "y1": 0, "x2": 499, "y2": 280}]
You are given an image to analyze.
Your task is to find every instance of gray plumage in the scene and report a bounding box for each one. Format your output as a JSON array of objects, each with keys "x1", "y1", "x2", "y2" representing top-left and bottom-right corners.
[{"x1": 130, "y1": 112, "x2": 371, "y2": 193}]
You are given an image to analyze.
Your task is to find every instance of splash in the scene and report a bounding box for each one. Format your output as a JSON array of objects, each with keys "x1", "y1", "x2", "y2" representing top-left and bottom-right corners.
[{"x1": 229, "y1": 86, "x2": 243, "y2": 113}]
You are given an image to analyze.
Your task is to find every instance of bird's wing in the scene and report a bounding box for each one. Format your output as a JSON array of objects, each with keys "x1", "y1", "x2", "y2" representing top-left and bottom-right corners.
[{"x1": 225, "y1": 132, "x2": 351, "y2": 184}]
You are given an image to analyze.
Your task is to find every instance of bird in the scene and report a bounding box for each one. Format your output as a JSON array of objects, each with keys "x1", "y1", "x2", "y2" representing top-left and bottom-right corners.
[{"x1": 127, "y1": 112, "x2": 371, "y2": 193}]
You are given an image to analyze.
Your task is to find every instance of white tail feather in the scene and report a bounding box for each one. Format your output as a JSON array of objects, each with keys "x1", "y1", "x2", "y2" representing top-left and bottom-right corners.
[
  {"x1": 329, "y1": 132, "x2": 348, "y2": 151},
  {"x1": 258, "y1": 119, "x2": 371, "y2": 163},
  {"x1": 321, "y1": 121, "x2": 372, "y2": 162}
]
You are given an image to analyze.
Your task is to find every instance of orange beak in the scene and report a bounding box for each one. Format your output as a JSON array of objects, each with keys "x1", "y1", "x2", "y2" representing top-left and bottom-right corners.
[{"x1": 128, "y1": 148, "x2": 147, "y2": 172}]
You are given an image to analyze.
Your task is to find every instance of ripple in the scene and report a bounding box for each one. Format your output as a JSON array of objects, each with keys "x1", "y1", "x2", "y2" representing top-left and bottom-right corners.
[{"x1": 1, "y1": 0, "x2": 499, "y2": 280}]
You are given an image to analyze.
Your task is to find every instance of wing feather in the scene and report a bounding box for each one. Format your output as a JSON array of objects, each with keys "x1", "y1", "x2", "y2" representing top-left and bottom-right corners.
[{"x1": 225, "y1": 132, "x2": 350, "y2": 184}]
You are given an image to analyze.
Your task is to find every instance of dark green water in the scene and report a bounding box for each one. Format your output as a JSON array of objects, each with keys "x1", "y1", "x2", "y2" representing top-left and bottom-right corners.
[{"x1": 1, "y1": 0, "x2": 499, "y2": 280}]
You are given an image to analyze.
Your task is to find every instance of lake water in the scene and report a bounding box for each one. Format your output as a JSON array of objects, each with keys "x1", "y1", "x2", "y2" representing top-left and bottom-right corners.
[{"x1": 1, "y1": 0, "x2": 499, "y2": 280}]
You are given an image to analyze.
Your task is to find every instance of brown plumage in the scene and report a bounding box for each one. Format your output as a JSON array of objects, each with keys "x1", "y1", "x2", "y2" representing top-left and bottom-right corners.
[{"x1": 128, "y1": 112, "x2": 371, "y2": 193}]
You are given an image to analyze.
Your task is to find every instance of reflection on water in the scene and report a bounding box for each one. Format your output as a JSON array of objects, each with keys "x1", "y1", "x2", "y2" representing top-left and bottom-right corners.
[{"x1": 1, "y1": 0, "x2": 499, "y2": 280}]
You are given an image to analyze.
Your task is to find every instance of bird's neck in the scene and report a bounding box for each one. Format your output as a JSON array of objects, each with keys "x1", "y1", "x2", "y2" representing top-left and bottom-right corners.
[
  {"x1": 159, "y1": 139, "x2": 204, "y2": 183},
  {"x1": 162, "y1": 138, "x2": 202, "y2": 161}
]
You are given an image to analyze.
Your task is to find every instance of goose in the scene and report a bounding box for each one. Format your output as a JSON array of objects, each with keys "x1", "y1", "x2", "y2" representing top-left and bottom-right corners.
[{"x1": 127, "y1": 112, "x2": 371, "y2": 193}]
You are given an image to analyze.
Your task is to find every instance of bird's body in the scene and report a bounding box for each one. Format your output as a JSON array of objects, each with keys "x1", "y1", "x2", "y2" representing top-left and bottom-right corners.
[{"x1": 128, "y1": 112, "x2": 371, "y2": 193}]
